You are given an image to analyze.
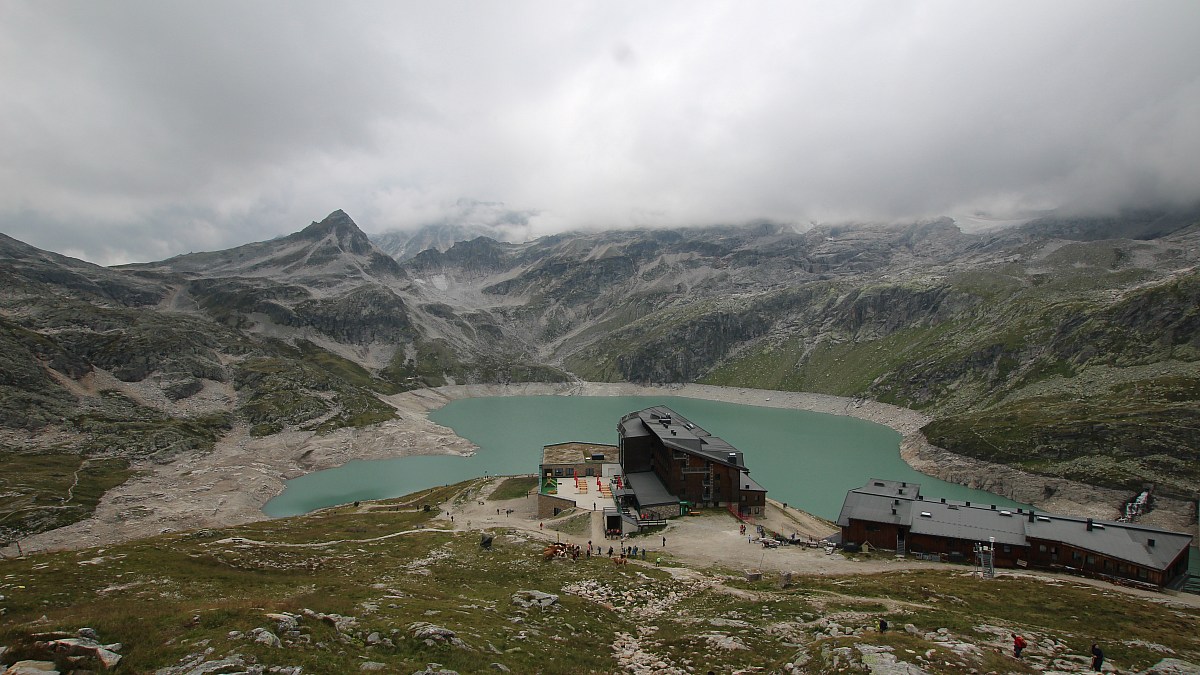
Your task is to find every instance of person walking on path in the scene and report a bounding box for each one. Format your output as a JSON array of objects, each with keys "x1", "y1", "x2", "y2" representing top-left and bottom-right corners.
[
  {"x1": 662, "y1": 536, "x2": 666, "y2": 547},
  {"x1": 1012, "y1": 634, "x2": 1027, "y2": 659},
  {"x1": 1091, "y1": 643, "x2": 1104, "y2": 671}
]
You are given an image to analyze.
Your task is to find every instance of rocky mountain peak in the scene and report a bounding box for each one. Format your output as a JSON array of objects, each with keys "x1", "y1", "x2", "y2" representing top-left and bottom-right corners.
[{"x1": 297, "y1": 209, "x2": 374, "y2": 257}]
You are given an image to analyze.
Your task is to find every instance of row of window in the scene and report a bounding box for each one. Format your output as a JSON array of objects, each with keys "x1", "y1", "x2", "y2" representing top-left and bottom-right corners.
[{"x1": 549, "y1": 467, "x2": 596, "y2": 477}]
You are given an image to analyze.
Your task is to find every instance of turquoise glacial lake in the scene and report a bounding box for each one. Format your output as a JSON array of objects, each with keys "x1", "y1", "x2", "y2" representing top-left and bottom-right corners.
[{"x1": 263, "y1": 395, "x2": 1028, "y2": 520}]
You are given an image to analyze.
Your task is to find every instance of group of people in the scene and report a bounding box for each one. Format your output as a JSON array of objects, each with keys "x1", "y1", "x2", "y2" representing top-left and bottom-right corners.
[
  {"x1": 1011, "y1": 634, "x2": 1104, "y2": 671},
  {"x1": 586, "y1": 540, "x2": 648, "y2": 561}
]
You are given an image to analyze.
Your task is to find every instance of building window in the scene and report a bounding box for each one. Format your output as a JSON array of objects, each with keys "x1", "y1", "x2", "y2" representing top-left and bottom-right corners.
[
  {"x1": 554, "y1": 468, "x2": 562, "y2": 476},
  {"x1": 1038, "y1": 544, "x2": 1047, "y2": 553},
  {"x1": 565, "y1": 468, "x2": 574, "y2": 477},
  {"x1": 1086, "y1": 555, "x2": 1095, "y2": 566}
]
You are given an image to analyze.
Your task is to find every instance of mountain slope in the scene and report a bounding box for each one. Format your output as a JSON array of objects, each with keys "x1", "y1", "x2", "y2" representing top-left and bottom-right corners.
[{"x1": 1, "y1": 208, "x2": 1198, "y2": 545}]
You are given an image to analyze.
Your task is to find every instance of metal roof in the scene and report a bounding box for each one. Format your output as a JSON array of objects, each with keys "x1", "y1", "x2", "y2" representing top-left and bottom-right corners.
[
  {"x1": 618, "y1": 417, "x2": 652, "y2": 438},
  {"x1": 908, "y1": 501, "x2": 1028, "y2": 547},
  {"x1": 621, "y1": 406, "x2": 745, "y2": 467},
  {"x1": 836, "y1": 490, "x2": 912, "y2": 528},
  {"x1": 838, "y1": 479, "x2": 1194, "y2": 571},
  {"x1": 624, "y1": 470, "x2": 679, "y2": 508},
  {"x1": 1025, "y1": 514, "x2": 1192, "y2": 571},
  {"x1": 855, "y1": 478, "x2": 922, "y2": 500},
  {"x1": 739, "y1": 471, "x2": 767, "y2": 494}
]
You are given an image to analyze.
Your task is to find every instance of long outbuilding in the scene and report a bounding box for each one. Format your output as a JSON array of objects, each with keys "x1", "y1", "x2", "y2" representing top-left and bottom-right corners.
[{"x1": 837, "y1": 479, "x2": 1193, "y2": 588}]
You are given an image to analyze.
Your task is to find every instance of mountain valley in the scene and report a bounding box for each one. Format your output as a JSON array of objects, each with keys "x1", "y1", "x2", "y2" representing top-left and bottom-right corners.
[{"x1": 1, "y1": 207, "x2": 1198, "y2": 548}]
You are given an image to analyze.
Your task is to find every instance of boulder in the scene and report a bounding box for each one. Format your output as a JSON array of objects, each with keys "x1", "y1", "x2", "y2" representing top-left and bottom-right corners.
[
  {"x1": 510, "y1": 590, "x2": 559, "y2": 609},
  {"x1": 408, "y1": 623, "x2": 470, "y2": 650},
  {"x1": 252, "y1": 629, "x2": 282, "y2": 648},
  {"x1": 302, "y1": 608, "x2": 358, "y2": 633},
  {"x1": 264, "y1": 613, "x2": 298, "y2": 632},
  {"x1": 1134, "y1": 659, "x2": 1200, "y2": 675},
  {"x1": 44, "y1": 637, "x2": 122, "y2": 669},
  {"x1": 412, "y1": 664, "x2": 460, "y2": 675},
  {"x1": 153, "y1": 654, "x2": 248, "y2": 675},
  {"x1": 4, "y1": 662, "x2": 60, "y2": 675}
]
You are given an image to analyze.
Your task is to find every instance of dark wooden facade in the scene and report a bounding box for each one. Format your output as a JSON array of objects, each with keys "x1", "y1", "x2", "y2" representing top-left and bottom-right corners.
[{"x1": 619, "y1": 408, "x2": 766, "y2": 516}]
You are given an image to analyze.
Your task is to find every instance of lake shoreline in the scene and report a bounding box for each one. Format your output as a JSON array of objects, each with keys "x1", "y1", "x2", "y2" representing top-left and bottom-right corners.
[{"x1": 6, "y1": 381, "x2": 1194, "y2": 555}]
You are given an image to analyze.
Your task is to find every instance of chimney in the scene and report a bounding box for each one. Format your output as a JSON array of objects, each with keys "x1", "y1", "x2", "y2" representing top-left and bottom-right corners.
[
  {"x1": 901, "y1": 481, "x2": 907, "y2": 487},
  {"x1": 1028, "y1": 511, "x2": 1035, "y2": 523},
  {"x1": 965, "y1": 501, "x2": 971, "y2": 507},
  {"x1": 940, "y1": 498, "x2": 946, "y2": 503},
  {"x1": 1148, "y1": 538, "x2": 1156, "y2": 547},
  {"x1": 990, "y1": 504, "x2": 996, "y2": 510},
  {"x1": 891, "y1": 507, "x2": 897, "y2": 515},
  {"x1": 894, "y1": 499, "x2": 899, "y2": 505},
  {"x1": 1086, "y1": 518, "x2": 1093, "y2": 531}
]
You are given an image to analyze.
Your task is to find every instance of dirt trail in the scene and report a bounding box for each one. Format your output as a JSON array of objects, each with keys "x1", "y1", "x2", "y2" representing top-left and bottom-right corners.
[{"x1": 451, "y1": 478, "x2": 941, "y2": 578}]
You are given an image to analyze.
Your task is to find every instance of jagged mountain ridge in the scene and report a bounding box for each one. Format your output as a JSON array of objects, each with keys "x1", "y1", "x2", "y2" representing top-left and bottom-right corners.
[
  {"x1": 124, "y1": 209, "x2": 406, "y2": 287},
  {"x1": 394, "y1": 210, "x2": 1200, "y2": 499},
  {"x1": 1, "y1": 207, "x2": 1198, "y2": 543}
]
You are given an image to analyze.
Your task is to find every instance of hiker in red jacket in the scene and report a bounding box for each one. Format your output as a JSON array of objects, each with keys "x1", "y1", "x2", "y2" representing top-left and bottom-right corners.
[{"x1": 1012, "y1": 633, "x2": 1028, "y2": 658}]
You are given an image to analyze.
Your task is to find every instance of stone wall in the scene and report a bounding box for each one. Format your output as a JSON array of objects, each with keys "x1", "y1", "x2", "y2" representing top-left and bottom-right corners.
[{"x1": 538, "y1": 493, "x2": 578, "y2": 519}]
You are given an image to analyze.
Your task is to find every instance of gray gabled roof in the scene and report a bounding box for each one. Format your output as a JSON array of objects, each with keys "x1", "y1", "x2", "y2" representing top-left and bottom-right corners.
[
  {"x1": 739, "y1": 471, "x2": 767, "y2": 494},
  {"x1": 620, "y1": 406, "x2": 745, "y2": 467},
  {"x1": 836, "y1": 489, "x2": 912, "y2": 528},
  {"x1": 908, "y1": 501, "x2": 1028, "y2": 547},
  {"x1": 839, "y1": 479, "x2": 1194, "y2": 571},
  {"x1": 1025, "y1": 514, "x2": 1192, "y2": 571}
]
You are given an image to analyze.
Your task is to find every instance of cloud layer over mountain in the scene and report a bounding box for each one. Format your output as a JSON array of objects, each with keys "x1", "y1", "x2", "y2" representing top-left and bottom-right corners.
[{"x1": 2, "y1": 1, "x2": 1198, "y2": 264}]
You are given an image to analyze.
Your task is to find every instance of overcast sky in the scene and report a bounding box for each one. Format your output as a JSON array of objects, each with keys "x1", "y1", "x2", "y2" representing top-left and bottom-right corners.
[{"x1": 2, "y1": 1, "x2": 1199, "y2": 265}]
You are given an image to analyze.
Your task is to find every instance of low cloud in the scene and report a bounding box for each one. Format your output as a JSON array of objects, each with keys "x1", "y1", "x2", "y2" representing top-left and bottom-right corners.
[{"x1": 1, "y1": 1, "x2": 1198, "y2": 264}]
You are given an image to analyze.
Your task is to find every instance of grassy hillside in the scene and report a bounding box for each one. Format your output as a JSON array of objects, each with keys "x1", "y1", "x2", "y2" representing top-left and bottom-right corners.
[{"x1": 1, "y1": 481, "x2": 1197, "y2": 674}]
